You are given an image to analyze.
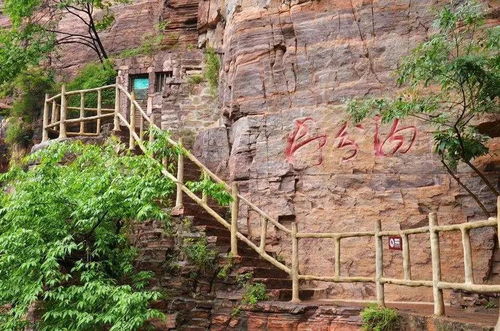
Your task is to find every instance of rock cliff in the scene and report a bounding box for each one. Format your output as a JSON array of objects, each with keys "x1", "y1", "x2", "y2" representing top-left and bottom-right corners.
[
  {"x1": 198, "y1": 0, "x2": 500, "y2": 302},
  {"x1": 0, "y1": 0, "x2": 498, "y2": 303}
]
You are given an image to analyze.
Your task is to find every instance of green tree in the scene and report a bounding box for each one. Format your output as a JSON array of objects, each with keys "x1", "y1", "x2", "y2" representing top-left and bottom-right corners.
[
  {"x1": 0, "y1": 25, "x2": 54, "y2": 85},
  {"x1": 0, "y1": 68, "x2": 55, "y2": 154},
  {"x1": 345, "y1": 1, "x2": 499, "y2": 217},
  {"x1": 66, "y1": 59, "x2": 117, "y2": 108},
  {"x1": 0, "y1": 0, "x2": 128, "y2": 85},
  {"x1": 0, "y1": 139, "x2": 175, "y2": 330}
]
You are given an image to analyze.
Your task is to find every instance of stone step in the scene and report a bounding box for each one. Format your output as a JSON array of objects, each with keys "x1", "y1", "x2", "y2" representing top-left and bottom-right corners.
[
  {"x1": 236, "y1": 266, "x2": 289, "y2": 279},
  {"x1": 269, "y1": 288, "x2": 318, "y2": 301},
  {"x1": 253, "y1": 278, "x2": 293, "y2": 289},
  {"x1": 194, "y1": 224, "x2": 230, "y2": 237},
  {"x1": 219, "y1": 256, "x2": 276, "y2": 268}
]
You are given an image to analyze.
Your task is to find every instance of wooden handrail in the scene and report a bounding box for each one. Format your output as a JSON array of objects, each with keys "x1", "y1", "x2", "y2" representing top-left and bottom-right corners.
[{"x1": 42, "y1": 83, "x2": 500, "y2": 319}]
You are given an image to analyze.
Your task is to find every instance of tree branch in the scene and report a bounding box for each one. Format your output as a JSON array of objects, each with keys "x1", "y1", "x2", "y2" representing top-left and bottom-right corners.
[{"x1": 441, "y1": 159, "x2": 491, "y2": 218}]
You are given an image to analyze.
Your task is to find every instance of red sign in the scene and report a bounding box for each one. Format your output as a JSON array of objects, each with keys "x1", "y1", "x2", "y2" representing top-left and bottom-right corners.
[{"x1": 388, "y1": 236, "x2": 402, "y2": 250}]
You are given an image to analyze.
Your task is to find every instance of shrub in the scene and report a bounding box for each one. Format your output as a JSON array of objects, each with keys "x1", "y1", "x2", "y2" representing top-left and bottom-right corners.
[
  {"x1": 182, "y1": 237, "x2": 218, "y2": 273},
  {"x1": 0, "y1": 67, "x2": 54, "y2": 150},
  {"x1": 360, "y1": 304, "x2": 399, "y2": 331},
  {"x1": 66, "y1": 59, "x2": 116, "y2": 107},
  {"x1": 4, "y1": 118, "x2": 32, "y2": 147},
  {"x1": 203, "y1": 47, "x2": 220, "y2": 96},
  {"x1": 187, "y1": 74, "x2": 204, "y2": 85},
  {"x1": 0, "y1": 140, "x2": 175, "y2": 330},
  {"x1": 241, "y1": 282, "x2": 268, "y2": 305},
  {"x1": 2, "y1": 67, "x2": 55, "y2": 123},
  {"x1": 117, "y1": 21, "x2": 174, "y2": 59}
]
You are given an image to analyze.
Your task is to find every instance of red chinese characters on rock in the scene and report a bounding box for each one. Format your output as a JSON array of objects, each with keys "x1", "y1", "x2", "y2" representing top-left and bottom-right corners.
[
  {"x1": 285, "y1": 117, "x2": 327, "y2": 166},
  {"x1": 334, "y1": 123, "x2": 365, "y2": 162},
  {"x1": 374, "y1": 116, "x2": 417, "y2": 157},
  {"x1": 284, "y1": 117, "x2": 417, "y2": 166}
]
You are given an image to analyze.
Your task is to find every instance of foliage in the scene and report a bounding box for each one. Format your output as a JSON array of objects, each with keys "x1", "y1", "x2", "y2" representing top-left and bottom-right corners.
[
  {"x1": 241, "y1": 282, "x2": 268, "y2": 305},
  {"x1": 3, "y1": 68, "x2": 55, "y2": 122},
  {"x1": 360, "y1": 305, "x2": 399, "y2": 331},
  {"x1": 145, "y1": 126, "x2": 186, "y2": 174},
  {"x1": 186, "y1": 175, "x2": 233, "y2": 206},
  {"x1": 4, "y1": 118, "x2": 33, "y2": 148},
  {"x1": 66, "y1": 60, "x2": 117, "y2": 108},
  {"x1": 187, "y1": 74, "x2": 204, "y2": 85},
  {"x1": 0, "y1": 25, "x2": 54, "y2": 86},
  {"x1": 217, "y1": 255, "x2": 235, "y2": 280},
  {"x1": 117, "y1": 21, "x2": 174, "y2": 58},
  {"x1": 203, "y1": 48, "x2": 220, "y2": 96},
  {"x1": 2, "y1": 0, "x2": 129, "y2": 62},
  {"x1": 344, "y1": 1, "x2": 499, "y2": 215},
  {"x1": 484, "y1": 300, "x2": 497, "y2": 309},
  {"x1": 0, "y1": 68, "x2": 54, "y2": 148},
  {"x1": 0, "y1": 139, "x2": 175, "y2": 330},
  {"x1": 231, "y1": 273, "x2": 267, "y2": 316},
  {"x1": 236, "y1": 272, "x2": 253, "y2": 286},
  {"x1": 182, "y1": 237, "x2": 218, "y2": 273}
]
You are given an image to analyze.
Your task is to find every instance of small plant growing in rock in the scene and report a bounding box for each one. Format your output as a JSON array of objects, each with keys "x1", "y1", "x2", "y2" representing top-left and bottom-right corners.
[
  {"x1": 117, "y1": 20, "x2": 173, "y2": 59},
  {"x1": 230, "y1": 273, "x2": 268, "y2": 317},
  {"x1": 187, "y1": 74, "x2": 204, "y2": 85},
  {"x1": 182, "y1": 237, "x2": 218, "y2": 273},
  {"x1": 217, "y1": 255, "x2": 235, "y2": 280},
  {"x1": 203, "y1": 47, "x2": 220, "y2": 96},
  {"x1": 236, "y1": 272, "x2": 254, "y2": 286},
  {"x1": 241, "y1": 283, "x2": 268, "y2": 305},
  {"x1": 484, "y1": 300, "x2": 497, "y2": 309},
  {"x1": 360, "y1": 304, "x2": 399, "y2": 331}
]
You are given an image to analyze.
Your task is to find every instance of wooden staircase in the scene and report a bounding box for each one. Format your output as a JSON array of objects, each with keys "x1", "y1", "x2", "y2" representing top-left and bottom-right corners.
[{"x1": 41, "y1": 83, "x2": 500, "y2": 322}]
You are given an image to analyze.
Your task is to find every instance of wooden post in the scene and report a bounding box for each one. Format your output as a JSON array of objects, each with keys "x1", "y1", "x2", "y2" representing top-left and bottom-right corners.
[
  {"x1": 201, "y1": 170, "x2": 208, "y2": 204},
  {"x1": 291, "y1": 222, "x2": 300, "y2": 303},
  {"x1": 175, "y1": 137, "x2": 184, "y2": 210},
  {"x1": 139, "y1": 115, "x2": 144, "y2": 140},
  {"x1": 402, "y1": 233, "x2": 411, "y2": 280},
  {"x1": 149, "y1": 113, "x2": 156, "y2": 143},
  {"x1": 51, "y1": 100, "x2": 57, "y2": 124},
  {"x1": 462, "y1": 228, "x2": 473, "y2": 284},
  {"x1": 42, "y1": 94, "x2": 49, "y2": 142},
  {"x1": 146, "y1": 95, "x2": 153, "y2": 115},
  {"x1": 59, "y1": 84, "x2": 67, "y2": 139},
  {"x1": 230, "y1": 182, "x2": 239, "y2": 256},
  {"x1": 429, "y1": 212, "x2": 445, "y2": 316},
  {"x1": 79, "y1": 92, "x2": 85, "y2": 134},
  {"x1": 375, "y1": 220, "x2": 385, "y2": 307},
  {"x1": 334, "y1": 236, "x2": 341, "y2": 278},
  {"x1": 96, "y1": 89, "x2": 102, "y2": 135},
  {"x1": 259, "y1": 218, "x2": 268, "y2": 253},
  {"x1": 114, "y1": 84, "x2": 120, "y2": 131},
  {"x1": 129, "y1": 92, "x2": 136, "y2": 150}
]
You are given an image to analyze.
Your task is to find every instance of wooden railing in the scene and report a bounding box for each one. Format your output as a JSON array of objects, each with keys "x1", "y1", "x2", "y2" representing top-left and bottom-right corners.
[{"x1": 42, "y1": 83, "x2": 500, "y2": 318}]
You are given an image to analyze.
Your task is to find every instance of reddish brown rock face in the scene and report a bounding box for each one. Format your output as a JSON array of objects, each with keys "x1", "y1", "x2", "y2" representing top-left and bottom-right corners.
[
  {"x1": 201, "y1": 0, "x2": 500, "y2": 302},
  {"x1": 0, "y1": 0, "x2": 498, "y2": 304},
  {"x1": 51, "y1": 0, "x2": 201, "y2": 75}
]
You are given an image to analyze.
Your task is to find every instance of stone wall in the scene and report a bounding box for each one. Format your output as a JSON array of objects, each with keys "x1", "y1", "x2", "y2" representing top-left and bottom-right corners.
[
  {"x1": 115, "y1": 50, "x2": 222, "y2": 139},
  {"x1": 192, "y1": 0, "x2": 500, "y2": 302}
]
